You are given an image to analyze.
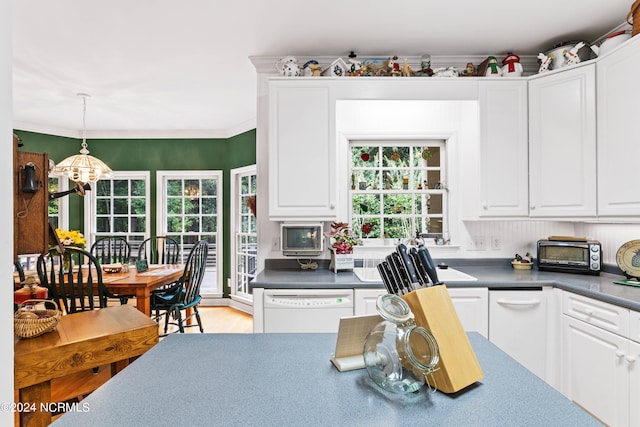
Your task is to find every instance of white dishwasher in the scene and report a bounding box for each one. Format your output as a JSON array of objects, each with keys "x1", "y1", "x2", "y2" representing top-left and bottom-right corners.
[{"x1": 263, "y1": 289, "x2": 354, "y2": 333}]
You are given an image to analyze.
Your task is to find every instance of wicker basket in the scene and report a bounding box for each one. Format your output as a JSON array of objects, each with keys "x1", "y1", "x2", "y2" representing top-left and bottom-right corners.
[
  {"x1": 14, "y1": 299, "x2": 61, "y2": 339},
  {"x1": 628, "y1": 0, "x2": 640, "y2": 37}
]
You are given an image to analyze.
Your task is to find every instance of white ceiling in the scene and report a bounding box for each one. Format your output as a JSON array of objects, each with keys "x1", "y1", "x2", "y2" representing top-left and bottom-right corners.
[{"x1": 12, "y1": 0, "x2": 633, "y2": 139}]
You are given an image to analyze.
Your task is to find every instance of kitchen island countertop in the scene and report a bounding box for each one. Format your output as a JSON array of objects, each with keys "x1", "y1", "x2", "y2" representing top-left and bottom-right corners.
[
  {"x1": 251, "y1": 259, "x2": 640, "y2": 312},
  {"x1": 52, "y1": 332, "x2": 601, "y2": 426}
]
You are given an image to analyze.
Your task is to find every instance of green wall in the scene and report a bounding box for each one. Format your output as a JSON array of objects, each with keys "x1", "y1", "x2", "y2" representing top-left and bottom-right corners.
[{"x1": 15, "y1": 129, "x2": 256, "y2": 297}]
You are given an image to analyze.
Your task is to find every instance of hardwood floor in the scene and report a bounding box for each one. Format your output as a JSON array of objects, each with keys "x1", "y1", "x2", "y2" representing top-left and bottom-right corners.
[
  {"x1": 42, "y1": 307, "x2": 253, "y2": 424},
  {"x1": 159, "y1": 305, "x2": 254, "y2": 335}
]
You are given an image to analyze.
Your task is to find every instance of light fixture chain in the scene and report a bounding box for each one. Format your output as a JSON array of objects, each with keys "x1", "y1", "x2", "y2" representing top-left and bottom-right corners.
[{"x1": 80, "y1": 95, "x2": 89, "y2": 153}]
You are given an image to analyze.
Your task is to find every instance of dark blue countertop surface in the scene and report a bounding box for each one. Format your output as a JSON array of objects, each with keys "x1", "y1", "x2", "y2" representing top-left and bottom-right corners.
[
  {"x1": 251, "y1": 259, "x2": 640, "y2": 312},
  {"x1": 52, "y1": 333, "x2": 602, "y2": 426}
]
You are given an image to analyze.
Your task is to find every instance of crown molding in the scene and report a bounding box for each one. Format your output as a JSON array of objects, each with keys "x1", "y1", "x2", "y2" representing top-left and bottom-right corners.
[{"x1": 13, "y1": 118, "x2": 256, "y2": 140}]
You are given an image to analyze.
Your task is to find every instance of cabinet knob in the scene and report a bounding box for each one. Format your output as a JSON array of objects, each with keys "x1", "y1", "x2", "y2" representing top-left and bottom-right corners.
[
  {"x1": 482, "y1": 204, "x2": 487, "y2": 210},
  {"x1": 330, "y1": 204, "x2": 335, "y2": 210},
  {"x1": 626, "y1": 355, "x2": 637, "y2": 364},
  {"x1": 584, "y1": 309, "x2": 594, "y2": 317},
  {"x1": 615, "y1": 350, "x2": 625, "y2": 358}
]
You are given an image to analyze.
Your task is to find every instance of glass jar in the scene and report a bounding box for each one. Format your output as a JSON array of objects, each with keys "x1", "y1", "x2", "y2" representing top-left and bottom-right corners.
[{"x1": 363, "y1": 294, "x2": 439, "y2": 393}]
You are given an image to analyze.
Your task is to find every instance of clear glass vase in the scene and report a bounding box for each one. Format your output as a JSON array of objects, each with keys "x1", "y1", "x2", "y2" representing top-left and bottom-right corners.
[{"x1": 363, "y1": 294, "x2": 440, "y2": 393}]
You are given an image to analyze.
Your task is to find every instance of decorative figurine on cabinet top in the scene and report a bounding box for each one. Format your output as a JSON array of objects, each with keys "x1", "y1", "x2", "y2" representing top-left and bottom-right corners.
[
  {"x1": 388, "y1": 56, "x2": 401, "y2": 76},
  {"x1": 348, "y1": 58, "x2": 364, "y2": 76},
  {"x1": 322, "y1": 57, "x2": 348, "y2": 77},
  {"x1": 537, "y1": 52, "x2": 553, "y2": 73},
  {"x1": 417, "y1": 54, "x2": 434, "y2": 76},
  {"x1": 275, "y1": 56, "x2": 301, "y2": 77},
  {"x1": 565, "y1": 41, "x2": 585, "y2": 66},
  {"x1": 501, "y1": 52, "x2": 523, "y2": 77},
  {"x1": 303, "y1": 60, "x2": 322, "y2": 77},
  {"x1": 485, "y1": 56, "x2": 501, "y2": 76},
  {"x1": 401, "y1": 58, "x2": 415, "y2": 77}
]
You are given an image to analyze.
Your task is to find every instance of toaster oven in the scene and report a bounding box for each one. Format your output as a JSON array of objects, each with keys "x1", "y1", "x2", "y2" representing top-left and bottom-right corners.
[{"x1": 537, "y1": 237, "x2": 601, "y2": 275}]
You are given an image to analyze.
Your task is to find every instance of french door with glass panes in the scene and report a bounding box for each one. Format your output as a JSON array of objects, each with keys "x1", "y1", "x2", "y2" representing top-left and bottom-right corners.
[
  {"x1": 230, "y1": 166, "x2": 257, "y2": 305},
  {"x1": 156, "y1": 171, "x2": 222, "y2": 298}
]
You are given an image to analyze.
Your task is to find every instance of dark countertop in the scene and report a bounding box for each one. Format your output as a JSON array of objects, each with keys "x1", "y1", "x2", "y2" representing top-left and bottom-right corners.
[
  {"x1": 251, "y1": 259, "x2": 640, "y2": 312},
  {"x1": 52, "y1": 333, "x2": 601, "y2": 426}
]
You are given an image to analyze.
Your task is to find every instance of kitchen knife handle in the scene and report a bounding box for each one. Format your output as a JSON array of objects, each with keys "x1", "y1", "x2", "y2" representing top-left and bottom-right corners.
[
  {"x1": 397, "y1": 243, "x2": 420, "y2": 286},
  {"x1": 384, "y1": 255, "x2": 403, "y2": 295},
  {"x1": 377, "y1": 262, "x2": 395, "y2": 295},
  {"x1": 390, "y1": 252, "x2": 413, "y2": 293},
  {"x1": 409, "y1": 246, "x2": 429, "y2": 287},
  {"x1": 418, "y1": 245, "x2": 442, "y2": 285}
]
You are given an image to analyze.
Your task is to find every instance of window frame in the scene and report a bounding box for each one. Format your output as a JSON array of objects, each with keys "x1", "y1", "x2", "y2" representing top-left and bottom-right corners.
[
  {"x1": 83, "y1": 170, "x2": 151, "y2": 250},
  {"x1": 230, "y1": 165, "x2": 257, "y2": 305},
  {"x1": 156, "y1": 170, "x2": 223, "y2": 298},
  {"x1": 346, "y1": 136, "x2": 451, "y2": 242}
]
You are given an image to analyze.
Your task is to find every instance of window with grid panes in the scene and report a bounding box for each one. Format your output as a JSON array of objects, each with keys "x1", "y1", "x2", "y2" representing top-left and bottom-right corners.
[
  {"x1": 92, "y1": 173, "x2": 149, "y2": 249},
  {"x1": 349, "y1": 140, "x2": 447, "y2": 240},
  {"x1": 235, "y1": 171, "x2": 257, "y2": 297}
]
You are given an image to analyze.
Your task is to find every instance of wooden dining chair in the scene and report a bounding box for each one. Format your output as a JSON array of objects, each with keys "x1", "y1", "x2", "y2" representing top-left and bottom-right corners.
[
  {"x1": 90, "y1": 236, "x2": 131, "y2": 265},
  {"x1": 137, "y1": 236, "x2": 180, "y2": 265},
  {"x1": 37, "y1": 246, "x2": 134, "y2": 314},
  {"x1": 151, "y1": 240, "x2": 208, "y2": 335}
]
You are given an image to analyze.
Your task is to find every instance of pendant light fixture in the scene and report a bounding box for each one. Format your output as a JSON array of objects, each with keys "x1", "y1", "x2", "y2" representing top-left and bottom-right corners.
[{"x1": 53, "y1": 93, "x2": 112, "y2": 183}]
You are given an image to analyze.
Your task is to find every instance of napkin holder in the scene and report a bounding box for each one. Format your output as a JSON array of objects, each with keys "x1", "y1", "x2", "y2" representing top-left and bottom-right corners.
[{"x1": 402, "y1": 285, "x2": 483, "y2": 393}]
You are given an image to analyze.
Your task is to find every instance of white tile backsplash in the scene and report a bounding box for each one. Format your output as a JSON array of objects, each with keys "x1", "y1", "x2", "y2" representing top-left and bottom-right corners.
[{"x1": 575, "y1": 223, "x2": 640, "y2": 265}]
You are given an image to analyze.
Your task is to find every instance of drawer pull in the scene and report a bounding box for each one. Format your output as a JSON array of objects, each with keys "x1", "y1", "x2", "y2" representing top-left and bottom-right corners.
[{"x1": 496, "y1": 299, "x2": 541, "y2": 306}]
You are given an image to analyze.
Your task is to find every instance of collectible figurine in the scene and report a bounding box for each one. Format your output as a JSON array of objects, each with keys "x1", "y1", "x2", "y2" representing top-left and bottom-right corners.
[
  {"x1": 485, "y1": 56, "x2": 501, "y2": 76},
  {"x1": 501, "y1": 52, "x2": 523, "y2": 77},
  {"x1": 418, "y1": 54, "x2": 434, "y2": 76},
  {"x1": 348, "y1": 58, "x2": 364, "y2": 76},
  {"x1": 401, "y1": 58, "x2": 415, "y2": 77},
  {"x1": 463, "y1": 62, "x2": 476, "y2": 76},
  {"x1": 537, "y1": 52, "x2": 553, "y2": 73},
  {"x1": 565, "y1": 42, "x2": 585, "y2": 66},
  {"x1": 388, "y1": 56, "x2": 401, "y2": 76}
]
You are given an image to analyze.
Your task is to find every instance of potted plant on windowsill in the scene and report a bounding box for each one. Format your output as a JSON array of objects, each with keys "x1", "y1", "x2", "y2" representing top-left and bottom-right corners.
[{"x1": 325, "y1": 222, "x2": 358, "y2": 272}]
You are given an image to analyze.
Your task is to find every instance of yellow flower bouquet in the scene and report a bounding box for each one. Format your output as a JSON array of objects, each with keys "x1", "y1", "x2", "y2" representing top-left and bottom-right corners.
[
  {"x1": 53, "y1": 229, "x2": 86, "y2": 272},
  {"x1": 55, "y1": 229, "x2": 86, "y2": 249}
]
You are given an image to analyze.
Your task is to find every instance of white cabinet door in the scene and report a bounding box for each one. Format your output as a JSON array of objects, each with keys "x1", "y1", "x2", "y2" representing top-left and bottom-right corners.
[
  {"x1": 477, "y1": 81, "x2": 528, "y2": 217},
  {"x1": 562, "y1": 315, "x2": 629, "y2": 427},
  {"x1": 597, "y1": 36, "x2": 640, "y2": 217},
  {"x1": 449, "y1": 287, "x2": 488, "y2": 338},
  {"x1": 528, "y1": 64, "x2": 596, "y2": 217},
  {"x1": 354, "y1": 288, "x2": 386, "y2": 316},
  {"x1": 268, "y1": 81, "x2": 336, "y2": 219},
  {"x1": 630, "y1": 340, "x2": 640, "y2": 427},
  {"x1": 489, "y1": 290, "x2": 547, "y2": 379}
]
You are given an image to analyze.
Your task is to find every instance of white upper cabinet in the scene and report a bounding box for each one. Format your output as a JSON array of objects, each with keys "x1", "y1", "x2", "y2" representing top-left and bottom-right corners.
[
  {"x1": 268, "y1": 80, "x2": 336, "y2": 220},
  {"x1": 477, "y1": 80, "x2": 529, "y2": 217},
  {"x1": 596, "y1": 36, "x2": 640, "y2": 217},
  {"x1": 528, "y1": 64, "x2": 597, "y2": 217}
]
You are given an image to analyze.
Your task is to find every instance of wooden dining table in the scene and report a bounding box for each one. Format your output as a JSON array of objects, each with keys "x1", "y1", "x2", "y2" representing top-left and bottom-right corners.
[
  {"x1": 14, "y1": 304, "x2": 158, "y2": 427},
  {"x1": 100, "y1": 264, "x2": 184, "y2": 316}
]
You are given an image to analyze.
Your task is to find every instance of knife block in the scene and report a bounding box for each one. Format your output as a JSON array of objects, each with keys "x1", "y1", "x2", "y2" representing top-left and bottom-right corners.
[{"x1": 402, "y1": 285, "x2": 483, "y2": 393}]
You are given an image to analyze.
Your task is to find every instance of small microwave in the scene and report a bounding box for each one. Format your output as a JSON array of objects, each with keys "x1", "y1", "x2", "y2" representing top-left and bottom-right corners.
[
  {"x1": 537, "y1": 238, "x2": 601, "y2": 275},
  {"x1": 281, "y1": 222, "x2": 323, "y2": 257}
]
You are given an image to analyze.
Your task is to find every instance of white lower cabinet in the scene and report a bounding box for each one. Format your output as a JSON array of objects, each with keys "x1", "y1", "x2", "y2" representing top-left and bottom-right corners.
[
  {"x1": 353, "y1": 287, "x2": 488, "y2": 338},
  {"x1": 630, "y1": 339, "x2": 640, "y2": 427},
  {"x1": 448, "y1": 287, "x2": 488, "y2": 338},
  {"x1": 489, "y1": 289, "x2": 550, "y2": 381},
  {"x1": 353, "y1": 288, "x2": 386, "y2": 316},
  {"x1": 562, "y1": 291, "x2": 638, "y2": 427}
]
